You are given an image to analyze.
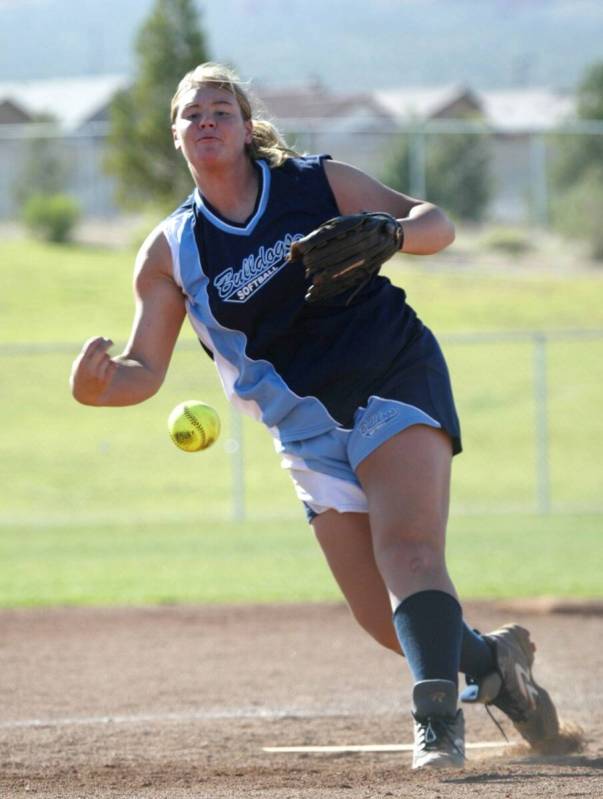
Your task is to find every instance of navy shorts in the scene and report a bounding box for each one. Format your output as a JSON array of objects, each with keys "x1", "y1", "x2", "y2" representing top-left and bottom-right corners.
[{"x1": 276, "y1": 326, "x2": 462, "y2": 521}]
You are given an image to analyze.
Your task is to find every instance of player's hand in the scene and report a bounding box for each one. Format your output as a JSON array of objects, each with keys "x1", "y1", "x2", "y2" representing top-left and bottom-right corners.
[{"x1": 70, "y1": 336, "x2": 119, "y2": 405}]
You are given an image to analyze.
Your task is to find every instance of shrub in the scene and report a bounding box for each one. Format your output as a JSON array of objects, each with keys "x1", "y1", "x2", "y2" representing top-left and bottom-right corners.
[
  {"x1": 551, "y1": 166, "x2": 603, "y2": 261},
  {"x1": 479, "y1": 227, "x2": 533, "y2": 256},
  {"x1": 22, "y1": 193, "x2": 81, "y2": 243}
]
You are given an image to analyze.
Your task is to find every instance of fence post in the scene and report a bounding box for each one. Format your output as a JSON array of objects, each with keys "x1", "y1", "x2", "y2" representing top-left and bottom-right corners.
[
  {"x1": 409, "y1": 129, "x2": 427, "y2": 199},
  {"x1": 529, "y1": 133, "x2": 549, "y2": 227},
  {"x1": 533, "y1": 333, "x2": 551, "y2": 513}
]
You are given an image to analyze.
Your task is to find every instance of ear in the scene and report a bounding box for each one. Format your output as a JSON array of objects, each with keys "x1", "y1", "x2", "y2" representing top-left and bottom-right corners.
[
  {"x1": 172, "y1": 124, "x2": 182, "y2": 151},
  {"x1": 244, "y1": 119, "x2": 253, "y2": 145}
]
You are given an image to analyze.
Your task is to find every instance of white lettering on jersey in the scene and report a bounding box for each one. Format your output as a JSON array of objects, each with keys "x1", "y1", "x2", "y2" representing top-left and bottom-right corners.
[
  {"x1": 358, "y1": 408, "x2": 399, "y2": 437},
  {"x1": 214, "y1": 232, "x2": 304, "y2": 303}
]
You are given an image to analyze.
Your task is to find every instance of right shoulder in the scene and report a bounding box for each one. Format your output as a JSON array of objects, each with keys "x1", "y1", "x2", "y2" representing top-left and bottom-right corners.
[
  {"x1": 134, "y1": 193, "x2": 196, "y2": 283},
  {"x1": 133, "y1": 221, "x2": 176, "y2": 288}
]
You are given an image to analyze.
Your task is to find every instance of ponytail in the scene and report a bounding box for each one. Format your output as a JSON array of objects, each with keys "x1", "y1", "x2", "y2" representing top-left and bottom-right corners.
[{"x1": 248, "y1": 118, "x2": 300, "y2": 167}]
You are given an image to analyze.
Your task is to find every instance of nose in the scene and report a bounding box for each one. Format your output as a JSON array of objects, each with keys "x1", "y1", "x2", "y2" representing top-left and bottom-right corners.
[{"x1": 198, "y1": 113, "x2": 215, "y2": 128}]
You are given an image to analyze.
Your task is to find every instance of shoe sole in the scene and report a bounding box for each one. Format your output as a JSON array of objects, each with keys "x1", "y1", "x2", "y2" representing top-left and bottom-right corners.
[{"x1": 412, "y1": 754, "x2": 465, "y2": 770}]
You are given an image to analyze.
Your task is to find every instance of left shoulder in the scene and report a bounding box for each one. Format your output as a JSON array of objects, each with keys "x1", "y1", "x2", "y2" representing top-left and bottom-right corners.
[{"x1": 272, "y1": 153, "x2": 330, "y2": 176}]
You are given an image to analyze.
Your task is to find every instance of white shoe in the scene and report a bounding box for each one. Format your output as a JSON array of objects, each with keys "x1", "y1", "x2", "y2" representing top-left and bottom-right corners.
[{"x1": 412, "y1": 679, "x2": 465, "y2": 769}]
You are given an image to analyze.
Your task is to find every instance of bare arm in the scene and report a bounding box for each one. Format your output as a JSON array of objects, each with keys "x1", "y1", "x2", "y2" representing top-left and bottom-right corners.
[
  {"x1": 323, "y1": 160, "x2": 455, "y2": 255},
  {"x1": 70, "y1": 228, "x2": 186, "y2": 406}
]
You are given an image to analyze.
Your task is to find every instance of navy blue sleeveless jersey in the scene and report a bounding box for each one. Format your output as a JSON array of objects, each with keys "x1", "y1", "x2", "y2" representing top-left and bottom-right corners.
[{"x1": 162, "y1": 155, "x2": 461, "y2": 452}]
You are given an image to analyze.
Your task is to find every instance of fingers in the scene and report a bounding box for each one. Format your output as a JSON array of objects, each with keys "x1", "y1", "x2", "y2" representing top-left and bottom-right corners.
[
  {"x1": 96, "y1": 349, "x2": 118, "y2": 384},
  {"x1": 70, "y1": 336, "x2": 117, "y2": 404},
  {"x1": 79, "y1": 336, "x2": 114, "y2": 371},
  {"x1": 288, "y1": 241, "x2": 303, "y2": 261}
]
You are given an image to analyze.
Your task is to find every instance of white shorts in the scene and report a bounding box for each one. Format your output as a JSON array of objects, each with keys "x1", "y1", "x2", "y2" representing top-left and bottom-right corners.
[{"x1": 276, "y1": 395, "x2": 443, "y2": 521}]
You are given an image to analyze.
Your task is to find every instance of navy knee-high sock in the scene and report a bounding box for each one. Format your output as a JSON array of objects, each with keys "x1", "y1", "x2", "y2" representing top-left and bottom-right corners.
[
  {"x1": 460, "y1": 623, "x2": 495, "y2": 677},
  {"x1": 392, "y1": 590, "x2": 463, "y2": 687}
]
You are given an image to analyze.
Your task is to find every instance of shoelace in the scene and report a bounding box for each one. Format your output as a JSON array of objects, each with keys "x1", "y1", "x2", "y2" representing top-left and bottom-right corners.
[
  {"x1": 483, "y1": 683, "x2": 535, "y2": 743},
  {"x1": 485, "y1": 705, "x2": 509, "y2": 742},
  {"x1": 464, "y1": 672, "x2": 527, "y2": 741},
  {"x1": 414, "y1": 714, "x2": 464, "y2": 757}
]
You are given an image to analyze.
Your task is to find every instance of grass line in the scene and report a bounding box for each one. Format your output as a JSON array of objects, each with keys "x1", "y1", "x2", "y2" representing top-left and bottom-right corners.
[{"x1": 1, "y1": 238, "x2": 602, "y2": 607}]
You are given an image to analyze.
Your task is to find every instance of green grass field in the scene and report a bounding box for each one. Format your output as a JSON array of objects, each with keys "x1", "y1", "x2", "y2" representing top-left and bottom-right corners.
[
  {"x1": 1, "y1": 236, "x2": 602, "y2": 606},
  {"x1": 1, "y1": 515, "x2": 601, "y2": 607}
]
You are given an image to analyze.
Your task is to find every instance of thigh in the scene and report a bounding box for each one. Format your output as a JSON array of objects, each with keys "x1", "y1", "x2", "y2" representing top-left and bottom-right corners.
[
  {"x1": 356, "y1": 424, "x2": 453, "y2": 546},
  {"x1": 312, "y1": 510, "x2": 401, "y2": 653}
]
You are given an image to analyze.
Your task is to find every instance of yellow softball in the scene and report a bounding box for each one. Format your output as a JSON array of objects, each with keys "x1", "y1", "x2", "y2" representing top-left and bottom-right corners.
[{"x1": 167, "y1": 400, "x2": 221, "y2": 452}]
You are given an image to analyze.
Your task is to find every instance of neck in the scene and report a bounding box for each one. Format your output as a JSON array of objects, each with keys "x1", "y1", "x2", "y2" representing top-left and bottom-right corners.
[{"x1": 192, "y1": 156, "x2": 259, "y2": 223}]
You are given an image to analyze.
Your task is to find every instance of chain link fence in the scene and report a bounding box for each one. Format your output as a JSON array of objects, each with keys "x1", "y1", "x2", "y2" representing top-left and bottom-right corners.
[
  {"x1": 1, "y1": 332, "x2": 601, "y2": 526},
  {"x1": 1, "y1": 119, "x2": 603, "y2": 225}
]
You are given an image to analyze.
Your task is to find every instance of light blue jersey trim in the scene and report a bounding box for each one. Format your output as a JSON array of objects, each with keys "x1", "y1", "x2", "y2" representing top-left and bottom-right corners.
[
  {"x1": 176, "y1": 212, "x2": 339, "y2": 443},
  {"x1": 193, "y1": 160, "x2": 271, "y2": 237}
]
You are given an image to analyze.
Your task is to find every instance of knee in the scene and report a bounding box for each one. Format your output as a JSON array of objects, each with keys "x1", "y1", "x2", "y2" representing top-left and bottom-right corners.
[{"x1": 373, "y1": 529, "x2": 446, "y2": 578}]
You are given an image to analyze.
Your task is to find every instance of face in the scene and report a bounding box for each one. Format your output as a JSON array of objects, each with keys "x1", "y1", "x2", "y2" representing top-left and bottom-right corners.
[{"x1": 172, "y1": 85, "x2": 253, "y2": 170}]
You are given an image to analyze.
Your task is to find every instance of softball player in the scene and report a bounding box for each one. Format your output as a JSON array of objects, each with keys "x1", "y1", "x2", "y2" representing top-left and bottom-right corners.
[{"x1": 70, "y1": 62, "x2": 561, "y2": 769}]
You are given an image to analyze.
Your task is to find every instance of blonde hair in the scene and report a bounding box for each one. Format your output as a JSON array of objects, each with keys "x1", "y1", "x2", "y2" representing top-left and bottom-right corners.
[{"x1": 171, "y1": 62, "x2": 300, "y2": 167}]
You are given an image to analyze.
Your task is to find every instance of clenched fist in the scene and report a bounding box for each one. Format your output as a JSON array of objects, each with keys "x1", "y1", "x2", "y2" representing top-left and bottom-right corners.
[{"x1": 70, "y1": 336, "x2": 118, "y2": 405}]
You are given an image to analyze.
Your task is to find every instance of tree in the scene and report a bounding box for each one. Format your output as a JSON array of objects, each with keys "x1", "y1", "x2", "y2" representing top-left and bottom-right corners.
[
  {"x1": 551, "y1": 60, "x2": 603, "y2": 258},
  {"x1": 105, "y1": 0, "x2": 210, "y2": 210},
  {"x1": 381, "y1": 128, "x2": 493, "y2": 223},
  {"x1": 552, "y1": 60, "x2": 603, "y2": 190},
  {"x1": 577, "y1": 62, "x2": 603, "y2": 120}
]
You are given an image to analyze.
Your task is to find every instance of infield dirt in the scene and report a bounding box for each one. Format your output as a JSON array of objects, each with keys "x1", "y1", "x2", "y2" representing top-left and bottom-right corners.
[{"x1": 1, "y1": 601, "x2": 601, "y2": 798}]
